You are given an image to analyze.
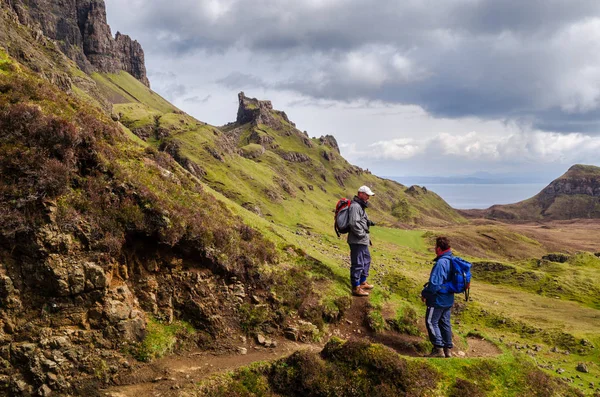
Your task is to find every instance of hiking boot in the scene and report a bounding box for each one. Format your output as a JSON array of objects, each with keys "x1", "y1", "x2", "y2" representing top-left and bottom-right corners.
[
  {"x1": 427, "y1": 347, "x2": 445, "y2": 358},
  {"x1": 360, "y1": 282, "x2": 374, "y2": 290},
  {"x1": 352, "y1": 287, "x2": 369, "y2": 297},
  {"x1": 443, "y1": 347, "x2": 452, "y2": 358}
]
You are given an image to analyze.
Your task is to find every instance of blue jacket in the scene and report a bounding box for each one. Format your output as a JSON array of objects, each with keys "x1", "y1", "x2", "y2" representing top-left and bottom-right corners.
[{"x1": 421, "y1": 251, "x2": 455, "y2": 308}]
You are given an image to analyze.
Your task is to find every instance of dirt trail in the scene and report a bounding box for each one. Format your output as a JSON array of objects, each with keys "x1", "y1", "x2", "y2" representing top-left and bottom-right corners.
[
  {"x1": 103, "y1": 296, "x2": 500, "y2": 396},
  {"x1": 330, "y1": 296, "x2": 500, "y2": 358},
  {"x1": 104, "y1": 339, "x2": 322, "y2": 397}
]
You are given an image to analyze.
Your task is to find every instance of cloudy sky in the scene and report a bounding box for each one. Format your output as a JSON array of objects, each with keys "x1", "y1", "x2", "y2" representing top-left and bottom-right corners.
[{"x1": 105, "y1": 0, "x2": 600, "y2": 181}]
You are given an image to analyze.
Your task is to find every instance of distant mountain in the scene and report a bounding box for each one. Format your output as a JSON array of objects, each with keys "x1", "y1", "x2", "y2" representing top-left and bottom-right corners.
[{"x1": 465, "y1": 164, "x2": 600, "y2": 220}]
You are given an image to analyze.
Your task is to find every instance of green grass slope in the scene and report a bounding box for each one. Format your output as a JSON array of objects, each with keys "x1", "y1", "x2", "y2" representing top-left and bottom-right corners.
[{"x1": 92, "y1": 75, "x2": 465, "y2": 234}]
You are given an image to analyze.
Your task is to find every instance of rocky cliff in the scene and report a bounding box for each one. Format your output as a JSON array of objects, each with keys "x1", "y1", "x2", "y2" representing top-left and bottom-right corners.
[
  {"x1": 537, "y1": 164, "x2": 600, "y2": 202},
  {"x1": 6, "y1": 0, "x2": 149, "y2": 86},
  {"x1": 236, "y1": 91, "x2": 295, "y2": 128}
]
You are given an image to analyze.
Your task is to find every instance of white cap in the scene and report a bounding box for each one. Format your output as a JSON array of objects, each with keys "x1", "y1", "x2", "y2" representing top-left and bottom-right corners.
[{"x1": 358, "y1": 185, "x2": 375, "y2": 196}]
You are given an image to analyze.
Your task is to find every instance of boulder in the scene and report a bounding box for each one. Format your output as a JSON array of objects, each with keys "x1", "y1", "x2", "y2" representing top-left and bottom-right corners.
[
  {"x1": 39, "y1": 257, "x2": 108, "y2": 297},
  {"x1": 542, "y1": 254, "x2": 570, "y2": 263},
  {"x1": 106, "y1": 299, "x2": 131, "y2": 322},
  {"x1": 68, "y1": 266, "x2": 85, "y2": 295},
  {"x1": 84, "y1": 262, "x2": 108, "y2": 290},
  {"x1": 284, "y1": 327, "x2": 299, "y2": 341}
]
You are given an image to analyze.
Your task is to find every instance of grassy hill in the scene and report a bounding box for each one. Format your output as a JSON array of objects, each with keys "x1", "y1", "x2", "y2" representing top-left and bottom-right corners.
[
  {"x1": 89, "y1": 71, "x2": 464, "y2": 232},
  {"x1": 1, "y1": 3, "x2": 600, "y2": 394}
]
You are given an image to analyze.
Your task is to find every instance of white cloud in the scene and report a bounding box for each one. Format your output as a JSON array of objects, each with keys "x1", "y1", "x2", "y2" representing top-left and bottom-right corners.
[
  {"x1": 368, "y1": 138, "x2": 425, "y2": 159},
  {"x1": 351, "y1": 129, "x2": 600, "y2": 166},
  {"x1": 337, "y1": 45, "x2": 421, "y2": 88}
]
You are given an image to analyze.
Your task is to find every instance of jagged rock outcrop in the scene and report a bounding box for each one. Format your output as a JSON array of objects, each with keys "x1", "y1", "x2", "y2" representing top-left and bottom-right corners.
[
  {"x1": 248, "y1": 130, "x2": 276, "y2": 147},
  {"x1": 237, "y1": 92, "x2": 295, "y2": 128},
  {"x1": 322, "y1": 150, "x2": 335, "y2": 161},
  {"x1": 6, "y1": 0, "x2": 149, "y2": 86},
  {"x1": 406, "y1": 185, "x2": 429, "y2": 195},
  {"x1": 279, "y1": 151, "x2": 311, "y2": 163},
  {"x1": 319, "y1": 135, "x2": 340, "y2": 154}
]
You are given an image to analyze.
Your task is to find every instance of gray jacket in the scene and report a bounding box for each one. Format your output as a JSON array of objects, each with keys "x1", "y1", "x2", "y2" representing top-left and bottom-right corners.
[{"x1": 347, "y1": 197, "x2": 370, "y2": 245}]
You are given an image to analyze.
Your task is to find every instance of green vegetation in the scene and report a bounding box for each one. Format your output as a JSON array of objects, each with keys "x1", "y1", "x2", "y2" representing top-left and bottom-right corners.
[
  {"x1": 134, "y1": 317, "x2": 196, "y2": 362},
  {"x1": 92, "y1": 71, "x2": 176, "y2": 113},
  {"x1": 197, "y1": 339, "x2": 583, "y2": 396},
  {"x1": 98, "y1": 68, "x2": 465, "y2": 234},
  {"x1": 239, "y1": 303, "x2": 273, "y2": 334},
  {"x1": 0, "y1": 50, "x2": 13, "y2": 74},
  {"x1": 240, "y1": 143, "x2": 265, "y2": 159},
  {"x1": 389, "y1": 302, "x2": 422, "y2": 336},
  {"x1": 366, "y1": 305, "x2": 387, "y2": 332}
]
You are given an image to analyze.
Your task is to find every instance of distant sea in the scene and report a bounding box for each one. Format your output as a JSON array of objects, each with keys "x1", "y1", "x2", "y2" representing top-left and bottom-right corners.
[{"x1": 388, "y1": 179, "x2": 548, "y2": 209}]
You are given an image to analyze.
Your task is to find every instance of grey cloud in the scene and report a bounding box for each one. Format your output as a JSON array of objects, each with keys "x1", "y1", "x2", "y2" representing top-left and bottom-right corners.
[
  {"x1": 216, "y1": 72, "x2": 270, "y2": 90},
  {"x1": 153, "y1": 82, "x2": 188, "y2": 102},
  {"x1": 147, "y1": 70, "x2": 177, "y2": 79},
  {"x1": 533, "y1": 108, "x2": 600, "y2": 133},
  {"x1": 105, "y1": 0, "x2": 600, "y2": 133},
  {"x1": 109, "y1": 0, "x2": 600, "y2": 52},
  {"x1": 184, "y1": 94, "x2": 212, "y2": 104}
]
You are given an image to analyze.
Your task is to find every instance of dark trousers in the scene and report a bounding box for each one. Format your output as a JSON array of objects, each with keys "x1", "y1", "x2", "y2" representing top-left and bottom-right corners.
[
  {"x1": 349, "y1": 244, "x2": 371, "y2": 287},
  {"x1": 425, "y1": 306, "x2": 453, "y2": 348}
]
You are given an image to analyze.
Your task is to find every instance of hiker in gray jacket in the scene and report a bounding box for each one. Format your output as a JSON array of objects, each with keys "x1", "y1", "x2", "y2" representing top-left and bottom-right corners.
[{"x1": 348, "y1": 185, "x2": 376, "y2": 296}]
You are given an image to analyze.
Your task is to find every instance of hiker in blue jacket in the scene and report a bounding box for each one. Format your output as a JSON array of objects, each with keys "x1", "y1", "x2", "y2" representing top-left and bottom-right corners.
[{"x1": 421, "y1": 236, "x2": 454, "y2": 358}]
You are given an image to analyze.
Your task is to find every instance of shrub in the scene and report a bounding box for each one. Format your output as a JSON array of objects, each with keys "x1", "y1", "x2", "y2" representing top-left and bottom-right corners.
[
  {"x1": 448, "y1": 378, "x2": 486, "y2": 397},
  {"x1": 238, "y1": 303, "x2": 273, "y2": 334},
  {"x1": 133, "y1": 317, "x2": 195, "y2": 362},
  {"x1": 367, "y1": 307, "x2": 387, "y2": 333},
  {"x1": 390, "y1": 304, "x2": 422, "y2": 336}
]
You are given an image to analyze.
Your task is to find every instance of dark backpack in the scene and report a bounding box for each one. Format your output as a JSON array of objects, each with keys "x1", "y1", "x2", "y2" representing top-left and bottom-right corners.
[
  {"x1": 334, "y1": 198, "x2": 352, "y2": 237},
  {"x1": 443, "y1": 256, "x2": 472, "y2": 301}
]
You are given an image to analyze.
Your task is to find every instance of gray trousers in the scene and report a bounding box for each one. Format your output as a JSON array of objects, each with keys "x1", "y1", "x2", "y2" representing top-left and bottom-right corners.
[{"x1": 425, "y1": 306, "x2": 453, "y2": 348}]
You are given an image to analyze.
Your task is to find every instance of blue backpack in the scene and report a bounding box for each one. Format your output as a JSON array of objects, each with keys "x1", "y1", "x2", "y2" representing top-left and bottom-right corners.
[{"x1": 443, "y1": 256, "x2": 472, "y2": 301}]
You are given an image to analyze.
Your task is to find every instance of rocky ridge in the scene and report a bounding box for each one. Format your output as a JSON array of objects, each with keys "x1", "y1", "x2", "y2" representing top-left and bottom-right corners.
[
  {"x1": 236, "y1": 91, "x2": 296, "y2": 129},
  {"x1": 5, "y1": 0, "x2": 149, "y2": 86}
]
